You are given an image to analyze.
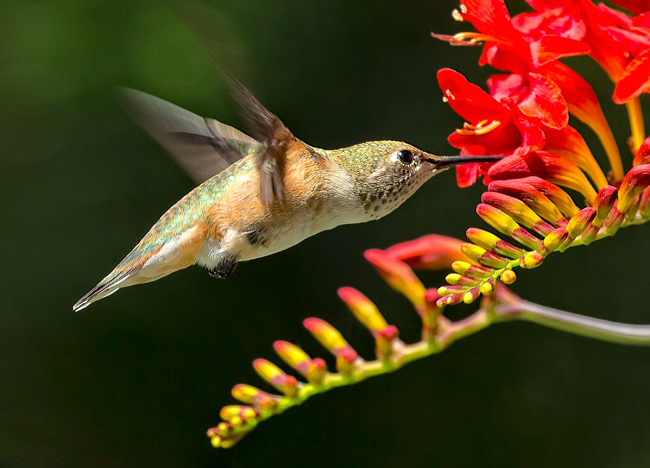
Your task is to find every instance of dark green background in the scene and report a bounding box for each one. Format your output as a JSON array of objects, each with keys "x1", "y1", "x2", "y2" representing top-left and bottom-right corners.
[{"x1": 2, "y1": 0, "x2": 650, "y2": 466}]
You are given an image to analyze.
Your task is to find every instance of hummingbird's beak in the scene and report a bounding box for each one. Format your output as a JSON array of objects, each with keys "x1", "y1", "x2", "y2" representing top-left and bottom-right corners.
[{"x1": 423, "y1": 154, "x2": 504, "y2": 170}]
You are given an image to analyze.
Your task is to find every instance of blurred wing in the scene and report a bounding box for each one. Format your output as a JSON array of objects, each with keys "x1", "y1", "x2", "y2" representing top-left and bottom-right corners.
[
  {"x1": 121, "y1": 88, "x2": 260, "y2": 184},
  {"x1": 227, "y1": 77, "x2": 296, "y2": 206}
]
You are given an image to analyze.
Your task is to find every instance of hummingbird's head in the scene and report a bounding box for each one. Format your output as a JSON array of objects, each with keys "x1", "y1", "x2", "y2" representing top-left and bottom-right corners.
[{"x1": 332, "y1": 140, "x2": 501, "y2": 220}]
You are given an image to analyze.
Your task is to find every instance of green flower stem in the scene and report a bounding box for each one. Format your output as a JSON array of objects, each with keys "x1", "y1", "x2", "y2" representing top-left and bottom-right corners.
[
  {"x1": 493, "y1": 300, "x2": 650, "y2": 345},
  {"x1": 211, "y1": 287, "x2": 650, "y2": 448}
]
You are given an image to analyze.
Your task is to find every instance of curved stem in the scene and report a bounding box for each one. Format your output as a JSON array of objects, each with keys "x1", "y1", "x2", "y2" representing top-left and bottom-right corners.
[{"x1": 494, "y1": 300, "x2": 650, "y2": 345}]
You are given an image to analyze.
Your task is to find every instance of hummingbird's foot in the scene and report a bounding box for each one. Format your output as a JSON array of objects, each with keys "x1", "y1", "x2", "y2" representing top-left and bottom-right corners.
[{"x1": 208, "y1": 255, "x2": 238, "y2": 279}]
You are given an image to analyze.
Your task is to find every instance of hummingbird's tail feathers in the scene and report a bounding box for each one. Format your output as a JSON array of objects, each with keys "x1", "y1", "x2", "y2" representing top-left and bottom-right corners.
[
  {"x1": 72, "y1": 237, "x2": 162, "y2": 312},
  {"x1": 72, "y1": 269, "x2": 140, "y2": 312},
  {"x1": 119, "y1": 88, "x2": 260, "y2": 184},
  {"x1": 73, "y1": 226, "x2": 207, "y2": 311}
]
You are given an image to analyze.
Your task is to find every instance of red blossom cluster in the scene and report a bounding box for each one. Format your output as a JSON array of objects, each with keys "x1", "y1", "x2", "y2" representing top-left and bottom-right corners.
[
  {"x1": 209, "y1": 0, "x2": 650, "y2": 449},
  {"x1": 435, "y1": 0, "x2": 650, "y2": 192}
]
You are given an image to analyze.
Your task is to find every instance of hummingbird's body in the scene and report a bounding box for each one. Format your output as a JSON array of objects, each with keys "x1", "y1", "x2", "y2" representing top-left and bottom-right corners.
[{"x1": 73, "y1": 85, "x2": 500, "y2": 311}]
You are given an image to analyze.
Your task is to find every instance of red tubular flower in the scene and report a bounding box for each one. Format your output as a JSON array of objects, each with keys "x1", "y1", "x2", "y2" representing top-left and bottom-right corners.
[
  {"x1": 613, "y1": 49, "x2": 650, "y2": 103},
  {"x1": 439, "y1": 68, "x2": 608, "y2": 191},
  {"x1": 437, "y1": 0, "x2": 625, "y2": 181},
  {"x1": 486, "y1": 72, "x2": 568, "y2": 128},
  {"x1": 364, "y1": 249, "x2": 426, "y2": 306},
  {"x1": 488, "y1": 151, "x2": 598, "y2": 203},
  {"x1": 438, "y1": 68, "x2": 548, "y2": 186},
  {"x1": 383, "y1": 234, "x2": 471, "y2": 270},
  {"x1": 521, "y1": 0, "x2": 650, "y2": 102}
]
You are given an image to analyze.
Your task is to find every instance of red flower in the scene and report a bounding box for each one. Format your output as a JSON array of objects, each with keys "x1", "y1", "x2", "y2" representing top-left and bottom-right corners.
[
  {"x1": 487, "y1": 151, "x2": 598, "y2": 203},
  {"x1": 435, "y1": 0, "x2": 626, "y2": 181},
  {"x1": 437, "y1": 68, "x2": 607, "y2": 189},
  {"x1": 613, "y1": 49, "x2": 650, "y2": 103}
]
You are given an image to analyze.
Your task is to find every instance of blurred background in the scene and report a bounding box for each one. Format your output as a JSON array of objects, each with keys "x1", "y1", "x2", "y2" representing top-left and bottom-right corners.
[{"x1": 2, "y1": 0, "x2": 650, "y2": 466}]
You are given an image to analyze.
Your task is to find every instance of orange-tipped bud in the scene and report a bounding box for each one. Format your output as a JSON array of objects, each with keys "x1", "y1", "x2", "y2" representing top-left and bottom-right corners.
[
  {"x1": 565, "y1": 207, "x2": 596, "y2": 239},
  {"x1": 461, "y1": 243, "x2": 510, "y2": 268},
  {"x1": 273, "y1": 341, "x2": 311, "y2": 375},
  {"x1": 479, "y1": 280, "x2": 495, "y2": 295},
  {"x1": 593, "y1": 186, "x2": 618, "y2": 227},
  {"x1": 445, "y1": 273, "x2": 481, "y2": 286},
  {"x1": 232, "y1": 384, "x2": 278, "y2": 409},
  {"x1": 618, "y1": 165, "x2": 650, "y2": 213},
  {"x1": 466, "y1": 227, "x2": 525, "y2": 259},
  {"x1": 476, "y1": 203, "x2": 520, "y2": 236},
  {"x1": 488, "y1": 179, "x2": 567, "y2": 226},
  {"x1": 438, "y1": 293, "x2": 464, "y2": 307},
  {"x1": 542, "y1": 228, "x2": 569, "y2": 252},
  {"x1": 253, "y1": 359, "x2": 299, "y2": 397},
  {"x1": 509, "y1": 177, "x2": 580, "y2": 218},
  {"x1": 520, "y1": 252, "x2": 544, "y2": 269},
  {"x1": 451, "y1": 260, "x2": 495, "y2": 278},
  {"x1": 462, "y1": 287, "x2": 480, "y2": 304},
  {"x1": 303, "y1": 318, "x2": 358, "y2": 374},
  {"x1": 482, "y1": 192, "x2": 554, "y2": 236},
  {"x1": 364, "y1": 249, "x2": 426, "y2": 307},
  {"x1": 220, "y1": 405, "x2": 259, "y2": 422},
  {"x1": 500, "y1": 270, "x2": 517, "y2": 284},
  {"x1": 476, "y1": 204, "x2": 542, "y2": 249},
  {"x1": 303, "y1": 318, "x2": 347, "y2": 352},
  {"x1": 338, "y1": 287, "x2": 387, "y2": 332}
]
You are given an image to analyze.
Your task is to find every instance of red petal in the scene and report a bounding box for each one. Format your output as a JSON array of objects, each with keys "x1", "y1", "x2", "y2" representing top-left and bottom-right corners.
[
  {"x1": 488, "y1": 73, "x2": 527, "y2": 101},
  {"x1": 488, "y1": 72, "x2": 568, "y2": 129},
  {"x1": 633, "y1": 12, "x2": 650, "y2": 30},
  {"x1": 438, "y1": 69, "x2": 507, "y2": 123},
  {"x1": 513, "y1": 9, "x2": 587, "y2": 42},
  {"x1": 613, "y1": 49, "x2": 650, "y2": 103},
  {"x1": 460, "y1": 0, "x2": 525, "y2": 47},
  {"x1": 530, "y1": 36, "x2": 591, "y2": 66},
  {"x1": 538, "y1": 61, "x2": 602, "y2": 128},
  {"x1": 456, "y1": 162, "x2": 480, "y2": 188},
  {"x1": 597, "y1": 3, "x2": 634, "y2": 28},
  {"x1": 484, "y1": 44, "x2": 531, "y2": 74},
  {"x1": 448, "y1": 120, "x2": 522, "y2": 156},
  {"x1": 513, "y1": 118, "x2": 546, "y2": 154}
]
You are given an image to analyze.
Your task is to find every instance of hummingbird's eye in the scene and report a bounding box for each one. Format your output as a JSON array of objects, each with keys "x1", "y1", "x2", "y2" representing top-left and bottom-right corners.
[{"x1": 396, "y1": 149, "x2": 414, "y2": 165}]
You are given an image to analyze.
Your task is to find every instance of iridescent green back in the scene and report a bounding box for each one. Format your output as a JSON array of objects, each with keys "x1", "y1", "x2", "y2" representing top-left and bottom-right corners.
[{"x1": 101, "y1": 157, "x2": 254, "y2": 283}]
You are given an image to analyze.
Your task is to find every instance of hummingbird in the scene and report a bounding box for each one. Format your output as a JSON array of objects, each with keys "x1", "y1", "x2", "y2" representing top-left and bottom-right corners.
[{"x1": 73, "y1": 80, "x2": 501, "y2": 311}]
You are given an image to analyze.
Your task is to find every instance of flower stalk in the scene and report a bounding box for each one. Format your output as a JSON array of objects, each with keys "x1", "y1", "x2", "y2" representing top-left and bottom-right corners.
[{"x1": 209, "y1": 262, "x2": 650, "y2": 449}]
